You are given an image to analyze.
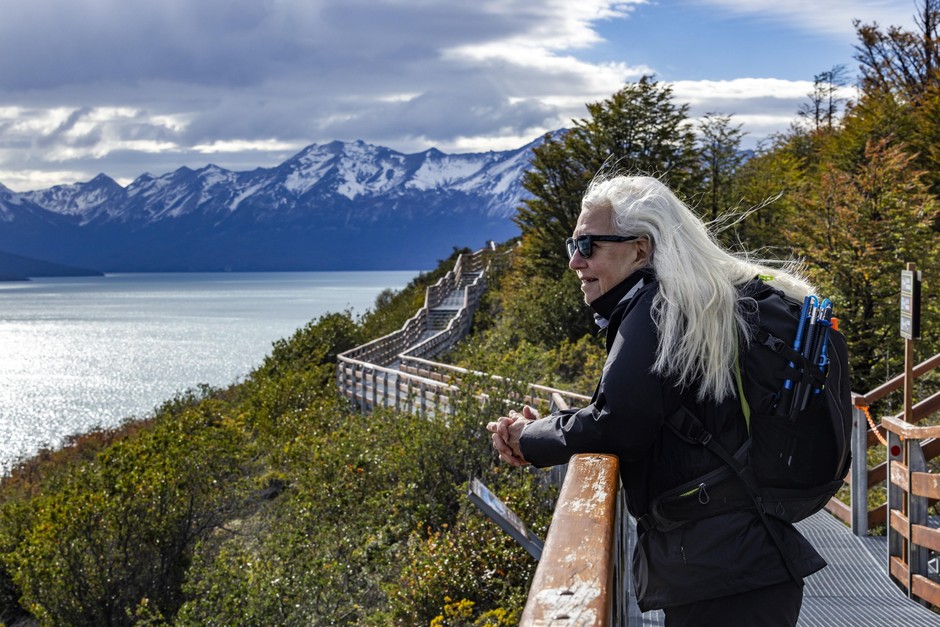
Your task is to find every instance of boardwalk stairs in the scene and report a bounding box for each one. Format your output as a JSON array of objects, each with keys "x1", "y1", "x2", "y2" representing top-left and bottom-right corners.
[{"x1": 337, "y1": 244, "x2": 590, "y2": 416}]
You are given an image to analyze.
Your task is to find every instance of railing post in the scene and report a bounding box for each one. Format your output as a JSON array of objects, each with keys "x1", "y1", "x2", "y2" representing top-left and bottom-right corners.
[
  {"x1": 908, "y1": 438, "x2": 928, "y2": 593},
  {"x1": 851, "y1": 404, "x2": 869, "y2": 536},
  {"x1": 382, "y1": 371, "x2": 389, "y2": 410},
  {"x1": 375, "y1": 368, "x2": 382, "y2": 409},
  {"x1": 613, "y1": 487, "x2": 630, "y2": 626},
  {"x1": 887, "y1": 429, "x2": 905, "y2": 589}
]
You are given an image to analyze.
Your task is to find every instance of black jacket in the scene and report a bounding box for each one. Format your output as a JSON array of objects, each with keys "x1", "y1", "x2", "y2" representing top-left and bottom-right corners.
[{"x1": 519, "y1": 270, "x2": 825, "y2": 610}]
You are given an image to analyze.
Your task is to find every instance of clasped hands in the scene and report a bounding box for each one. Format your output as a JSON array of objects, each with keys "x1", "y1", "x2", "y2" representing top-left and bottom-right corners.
[{"x1": 485, "y1": 405, "x2": 540, "y2": 467}]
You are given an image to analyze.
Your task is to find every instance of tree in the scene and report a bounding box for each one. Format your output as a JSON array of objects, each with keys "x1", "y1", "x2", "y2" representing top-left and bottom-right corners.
[
  {"x1": 730, "y1": 137, "x2": 804, "y2": 253},
  {"x1": 507, "y1": 77, "x2": 702, "y2": 345},
  {"x1": 854, "y1": 0, "x2": 940, "y2": 103},
  {"x1": 515, "y1": 77, "x2": 701, "y2": 278},
  {"x1": 698, "y1": 112, "x2": 747, "y2": 224},
  {"x1": 789, "y1": 138, "x2": 940, "y2": 391},
  {"x1": 798, "y1": 65, "x2": 850, "y2": 131},
  {"x1": 575, "y1": 76, "x2": 702, "y2": 201}
]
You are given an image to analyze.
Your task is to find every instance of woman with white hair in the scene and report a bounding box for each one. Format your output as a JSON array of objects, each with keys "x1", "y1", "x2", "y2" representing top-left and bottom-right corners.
[{"x1": 488, "y1": 175, "x2": 824, "y2": 626}]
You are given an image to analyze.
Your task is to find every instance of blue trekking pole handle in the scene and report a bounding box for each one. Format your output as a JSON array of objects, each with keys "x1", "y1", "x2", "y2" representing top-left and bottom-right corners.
[
  {"x1": 816, "y1": 300, "x2": 832, "y2": 370},
  {"x1": 784, "y1": 295, "x2": 815, "y2": 391},
  {"x1": 811, "y1": 300, "x2": 833, "y2": 397},
  {"x1": 793, "y1": 299, "x2": 822, "y2": 415}
]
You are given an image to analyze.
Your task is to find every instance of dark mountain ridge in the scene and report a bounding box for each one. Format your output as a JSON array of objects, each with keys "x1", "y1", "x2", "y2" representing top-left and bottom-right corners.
[{"x1": 0, "y1": 249, "x2": 103, "y2": 281}]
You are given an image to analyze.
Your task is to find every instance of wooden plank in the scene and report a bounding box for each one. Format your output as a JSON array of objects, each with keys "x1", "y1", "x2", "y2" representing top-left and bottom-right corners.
[
  {"x1": 825, "y1": 497, "x2": 851, "y2": 525},
  {"x1": 857, "y1": 353, "x2": 940, "y2": 405},
  {"x1": 890, "y1": 509, "x2": 910, "y2": 539},
  {"x1": 865, "y1": 440, "x2": 940, "y2": 490},
  {"x1": 868, "y1": 503, "x2": 887, "y2": 528},
  {"x1": 912, "y1": 390, "x2": 940, "y2": 424},
  {"x1": 912, "y1": 575, "x2": 940, "y2": 608},
  {"x1": 911, "y1": 524, "x2": 940, "y2": 553},
  {"x1": 925, "y1": 438, "x2": 940, "y2": 466},
  {"x1": 868, "y1": 461, "x2": 887, "y2": 487},
  {"x1": 911, "y1": 471, "x2": 940, "y2": 500},
  {"x1": 890, "y1": 555, "x2": 910, "y2": 588},
  {"x1": 883, "y1": 415, "x2": 940, "y2": 439},
  {"x1": 521, "y1": 454, "x2": 619, "y2": 626}
]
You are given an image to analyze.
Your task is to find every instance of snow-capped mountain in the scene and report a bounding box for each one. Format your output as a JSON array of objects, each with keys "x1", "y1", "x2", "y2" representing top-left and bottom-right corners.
[{"x1": 0, "y1": 137, "x2": 541, "y2": 271}]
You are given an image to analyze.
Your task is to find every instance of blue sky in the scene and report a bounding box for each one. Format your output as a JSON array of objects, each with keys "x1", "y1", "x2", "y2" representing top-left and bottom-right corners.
[
  {"x1": 0, "y1": 0, "x2": 918, "y2": 192},
  {"x1": 593, "y1": 2, "x2": 857, "y2": 81}
]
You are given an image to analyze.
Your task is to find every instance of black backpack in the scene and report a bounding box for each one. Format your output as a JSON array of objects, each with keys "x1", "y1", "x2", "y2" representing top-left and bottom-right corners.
[{"x1": 643, "y1": 277, "x2": 852, "y2": 577}]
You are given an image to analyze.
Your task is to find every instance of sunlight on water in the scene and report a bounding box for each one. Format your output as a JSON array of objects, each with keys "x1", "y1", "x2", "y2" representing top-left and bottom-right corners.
[{"x1": 0, "y1": 272, "x2": 417, "y2": 474}]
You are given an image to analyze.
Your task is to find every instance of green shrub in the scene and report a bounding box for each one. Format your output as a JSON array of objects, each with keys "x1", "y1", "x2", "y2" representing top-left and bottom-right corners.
[{"x1": 3, "y1": 400, "x2": 252, "y2": 626}]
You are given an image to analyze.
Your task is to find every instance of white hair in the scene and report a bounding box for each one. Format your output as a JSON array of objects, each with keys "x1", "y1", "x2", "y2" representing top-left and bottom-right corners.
[{"x1": 582, "y1": 175, "x2": 814, "y2": 403}]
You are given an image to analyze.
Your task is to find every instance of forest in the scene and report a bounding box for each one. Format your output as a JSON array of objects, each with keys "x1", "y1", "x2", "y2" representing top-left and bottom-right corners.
[{"x1": 3, "y1": 3, "x2": 940, "y2": 625}]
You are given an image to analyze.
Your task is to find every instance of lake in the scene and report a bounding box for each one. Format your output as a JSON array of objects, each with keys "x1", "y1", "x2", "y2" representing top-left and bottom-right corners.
[{"x1": 0, "y1": 271, "x2": 418, "y2": 474}]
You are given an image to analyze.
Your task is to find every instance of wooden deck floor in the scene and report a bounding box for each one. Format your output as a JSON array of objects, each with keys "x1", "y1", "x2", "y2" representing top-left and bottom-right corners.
[{"x1": 625, "y1": 510, "x2": 940, "y2": 626}]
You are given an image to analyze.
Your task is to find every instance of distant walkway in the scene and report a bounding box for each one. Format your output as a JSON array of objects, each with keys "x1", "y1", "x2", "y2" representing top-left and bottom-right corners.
[{"x1": 336, "y1": 245, "x2": 589, "y2": 415}]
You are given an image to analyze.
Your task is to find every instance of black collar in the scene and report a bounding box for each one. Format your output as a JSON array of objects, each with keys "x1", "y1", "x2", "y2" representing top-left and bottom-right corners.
[{"x1": 589, "y1": 267, "x2": 655, "y2": 323}]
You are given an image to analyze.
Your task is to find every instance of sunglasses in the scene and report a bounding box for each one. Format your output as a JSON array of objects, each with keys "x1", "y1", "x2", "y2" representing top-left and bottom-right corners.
[{"x1": 565, "y1": 234, "x2": 638, "y2": 259}]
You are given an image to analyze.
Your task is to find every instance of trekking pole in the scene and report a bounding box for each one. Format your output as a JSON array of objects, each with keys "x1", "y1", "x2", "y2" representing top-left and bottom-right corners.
[
  {"x1": 807, "y1": 300, "x2": 833, "y2": 403},
  {"x1": 780, "y1": 295, "x2": 814, "y2": 411},
  {"x1": 787, "y1": 295, "x2": 816, "y2": 420}
]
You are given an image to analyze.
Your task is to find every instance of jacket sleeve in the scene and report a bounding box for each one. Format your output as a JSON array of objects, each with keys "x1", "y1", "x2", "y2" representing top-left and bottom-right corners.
[{"x1": 519, "y1": 288, "x2": 672, "y2": 467}]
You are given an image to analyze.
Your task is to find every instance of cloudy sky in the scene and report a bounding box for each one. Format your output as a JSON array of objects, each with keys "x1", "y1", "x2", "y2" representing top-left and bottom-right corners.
[{"x1": 0, "y1": 0, "x2": 918, "y2": 192}]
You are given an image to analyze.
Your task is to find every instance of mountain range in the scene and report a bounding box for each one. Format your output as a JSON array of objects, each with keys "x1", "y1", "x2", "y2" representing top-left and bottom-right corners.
[{"x1": 0, "y1": 138, "x2": 540, "y2": 272}]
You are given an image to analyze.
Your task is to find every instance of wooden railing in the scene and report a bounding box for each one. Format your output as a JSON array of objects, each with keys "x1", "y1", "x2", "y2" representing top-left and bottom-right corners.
[
  {"x1": 338, "y1": 247, "x2": 492, "y2": 369},
  {"x1": 521, "y1": 394, "x2": 629, "y2": 626},
  {"x1": 848, "y1": 352, "x2": 940, "y2": 535},
  {"x1": 883, "y1": 416, "x2": 940, "y2": 607},
  {"x1": 336, "y1": 244, "x2": 594, "y2": 415},
  {"x1": 521, "y1": 453, "x2": 622, "y2": 625},
  {"x1": 398, "y1": 355, "x2": 591, "y2": 412},
  {"x1": 851, "y1": 350, "x2": 940, "y2": 607},
  {"x1": 337, "y1": 247, "x2": 492, "y2": 410}
]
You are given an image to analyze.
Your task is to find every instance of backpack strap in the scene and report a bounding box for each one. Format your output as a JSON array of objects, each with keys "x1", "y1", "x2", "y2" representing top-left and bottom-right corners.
[
  {"x1": 661, "y1": 405, "x2": 803, "y2": 584},
  {"x1": 734, "y1": 354, "x2": 750, "y2": 432}
]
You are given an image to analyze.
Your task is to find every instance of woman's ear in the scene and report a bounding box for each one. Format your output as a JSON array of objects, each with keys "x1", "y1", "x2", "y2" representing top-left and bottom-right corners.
[{"x1": 634, "y1": 237, "x2": 652, "y2": 265}]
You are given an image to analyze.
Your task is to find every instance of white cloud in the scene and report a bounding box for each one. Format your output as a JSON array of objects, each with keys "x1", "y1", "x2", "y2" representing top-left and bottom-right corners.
[
  {"x1": 192, "y1": 139, "x2": 307, "y2": 154},
  {"x1": 0, "y1": 169, "x2": 92, "y2": 191},
  {"x1": 0, "y1": 0, "x2": 658, "y2": 189},
  {"x1": 673, "y1": 78, "x2": 813, "y2": 100},
  {"x1": 692, "y1": 0, "x2": 916, "y2": 39},
  {"x1": 670, "y1": 77, "x2": 842, "y2": 147},
  {"x1": 0, "y1": 0, "x2": 890, "y2": 190}
]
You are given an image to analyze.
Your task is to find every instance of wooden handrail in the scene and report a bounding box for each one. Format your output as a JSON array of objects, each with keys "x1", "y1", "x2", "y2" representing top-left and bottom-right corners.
[
  {"x1": 400, "y1": 355, "x2": 592, "y2": 405},
  {"x1": 521, "y1": 454, "x2": 620, "y2": 626},
  {"x1": 882, "y1": 415, "x2": 940, "y2": 440},
  {"x1": 855, "y1": 353, "x2": 940, "y2": 406}
]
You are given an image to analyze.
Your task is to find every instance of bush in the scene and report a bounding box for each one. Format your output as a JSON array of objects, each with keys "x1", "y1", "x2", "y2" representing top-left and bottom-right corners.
[
  {"x1": 3, "y1": 399, "x2": 252, "y2": 626},
  {"x1": 389, "y1": 467, "x2": 556, "y2": 625}
]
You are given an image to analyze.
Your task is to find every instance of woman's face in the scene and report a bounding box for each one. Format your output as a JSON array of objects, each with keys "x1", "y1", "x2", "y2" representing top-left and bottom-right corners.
[{"x1": 568, "y1": 205, "x2": 648, "y2": 304}]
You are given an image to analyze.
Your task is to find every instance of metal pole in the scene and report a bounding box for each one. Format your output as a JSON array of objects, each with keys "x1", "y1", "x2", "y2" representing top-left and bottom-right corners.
[
  {"x1": 851, "y1": 403, "x2": 869, "y2": 536},
  {"x1": 903, "y1": 262, "x2": 916, "y2": 425}
]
